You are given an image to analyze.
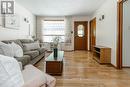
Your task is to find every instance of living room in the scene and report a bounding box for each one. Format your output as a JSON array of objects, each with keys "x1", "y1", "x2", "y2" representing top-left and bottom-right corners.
[{"x1": 0, "y1": 0, "x2": 130, "y2": 87}]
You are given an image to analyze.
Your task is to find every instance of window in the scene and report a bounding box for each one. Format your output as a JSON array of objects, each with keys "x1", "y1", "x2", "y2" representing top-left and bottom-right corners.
[
  {"x1": 77, "y1": 25, "x2": 85, "y2": 37},
  {"x1": 42, "y1": 20, "x2": 65, "y2": 42}
]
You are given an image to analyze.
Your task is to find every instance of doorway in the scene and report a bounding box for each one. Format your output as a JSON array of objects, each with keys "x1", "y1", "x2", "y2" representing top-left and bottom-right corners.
[
  {"x1": 74, "y1": 21, "x2": 88, "y2": 50},
  {"x1": 117, "y1": 0, "x2": 130, "y2": 69},
  {"x1": 90, "y1": 18, "x2": 96, "y2": 51}
]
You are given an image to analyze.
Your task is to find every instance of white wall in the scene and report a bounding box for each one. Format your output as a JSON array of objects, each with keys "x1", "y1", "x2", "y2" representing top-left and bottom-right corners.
[
  {"x1": 0, "y1": 3, "x2": 36, "y2": 41},
  {"x1": 90, "y1": 0, "x2": 117, "y2": 66},
  {"x1": 123, "y1": 0, "x2": 130, "y2": 67},
  {"x1": 36, "y1": 16, "x2": 90, "y2": 51}
]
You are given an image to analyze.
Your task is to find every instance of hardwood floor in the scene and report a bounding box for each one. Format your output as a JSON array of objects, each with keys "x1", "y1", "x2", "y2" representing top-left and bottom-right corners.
[{"x1": 35, "y1": 51, "x2": 130, "y2": 87}]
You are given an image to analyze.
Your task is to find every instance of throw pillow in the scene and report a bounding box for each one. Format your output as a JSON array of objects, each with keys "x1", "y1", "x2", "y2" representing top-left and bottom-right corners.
[
  {"x1": 23, "y1": 41, "x2": 40, "y2": 51},
  {"x1": 0, "y1": 42, "x2": 14, "y2": 57},
  {"x1": 11, "y1": 42, "x2": 23, "y2": 57},
  {"x1": 0, "y1": 54, "x2": 24, "y2": 87}
]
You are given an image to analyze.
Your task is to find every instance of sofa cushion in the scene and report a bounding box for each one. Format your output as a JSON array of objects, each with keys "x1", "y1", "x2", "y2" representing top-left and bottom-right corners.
[
  {"x1": 0, "y1": 42, "x2": 14, "y2": 57},
  {"x1": 2, "y1": 40, "x2": 12, "y2": 44},
  {"x1": 0, "y1": 55, "x2": 24, "y2": 87},
  {"x1": 11, "y1": 42, "x2": 23, "y2": 57},
  {"x1": 37, "y1": 48, "x2": 47, "y2": 54},
  {"x1": 23, "y1": 41, "x2": 40, "y2": 52},
  {"x1": 13, "y1": 40, "x2": 23, "y2": 48},
  {"x1": 24, "y1": 50, "x2": 39, "y2": 60},
  {"x1": 15, "y1": 55, "x2": 31, "y2": 66},
  {"x1": 2, "y1": 40, "x2": 23, "y2": 48}
]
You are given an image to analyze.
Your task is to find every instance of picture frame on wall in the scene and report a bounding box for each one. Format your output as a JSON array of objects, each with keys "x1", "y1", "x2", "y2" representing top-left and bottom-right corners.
[{"x1": 4, "y1": 14, "x2": 20, "y2": 29}]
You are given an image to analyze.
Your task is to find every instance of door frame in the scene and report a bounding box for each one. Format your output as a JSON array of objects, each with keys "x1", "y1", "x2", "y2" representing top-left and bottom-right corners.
[
  {"x1": 117, "y1": 0, "x2": 129, "y2": 69},
  {"x1": 74, "y1": 21, "x2": 88, "y2": 51},
  {"x1": 89, "y1": 17, "x2": 96, "y2": 51},
  {"x1": 116, "y1": 0, "x2": 128, "y2": 69}
]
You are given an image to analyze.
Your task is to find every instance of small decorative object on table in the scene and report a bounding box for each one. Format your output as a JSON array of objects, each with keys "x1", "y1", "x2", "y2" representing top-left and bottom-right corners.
[
  {"x1": 53, "y1": 48, "x2": 58, "y2": 58},
  {"x1": 52, "y1": 36, "x2": 61, "y2": 59}
]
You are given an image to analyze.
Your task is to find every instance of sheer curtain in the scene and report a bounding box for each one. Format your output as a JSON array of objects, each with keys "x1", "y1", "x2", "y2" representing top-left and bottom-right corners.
[
  {"x1": 36, "y1": 16, "x2": 72, "y2": 51},
  {"x1": 64, "y1": 16, "x2": 72, "y2": 44},
  {"x1": 42, "y1": 20, "x2": 65, "y2": 51},
  {"x1": 42, "y1": 20, "x2": 65, "y2": 42}
]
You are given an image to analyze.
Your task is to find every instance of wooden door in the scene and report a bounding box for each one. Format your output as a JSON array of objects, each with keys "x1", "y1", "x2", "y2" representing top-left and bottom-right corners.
[
  {"x1": 74, "y1": 21, "x2": 88, "y2": 50},
  {"x1": 90, "y1": 18, "x2": 96, "y2": 51}
]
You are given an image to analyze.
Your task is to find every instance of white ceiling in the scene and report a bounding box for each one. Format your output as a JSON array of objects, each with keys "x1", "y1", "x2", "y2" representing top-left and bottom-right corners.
[{"x1": 15, "y1": 0, "x2": 106, "y2": 16}]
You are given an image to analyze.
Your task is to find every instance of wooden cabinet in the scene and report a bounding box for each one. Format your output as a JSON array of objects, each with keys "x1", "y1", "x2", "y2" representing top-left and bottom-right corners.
[{"x1": 93, "y1": 45, "x2": 111, "y2": 64}]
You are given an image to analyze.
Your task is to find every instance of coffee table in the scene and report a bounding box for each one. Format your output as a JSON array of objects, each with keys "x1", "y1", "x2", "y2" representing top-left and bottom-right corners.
[{"x1": 45, "y1": 51, "x2": 64, "y2": 76}]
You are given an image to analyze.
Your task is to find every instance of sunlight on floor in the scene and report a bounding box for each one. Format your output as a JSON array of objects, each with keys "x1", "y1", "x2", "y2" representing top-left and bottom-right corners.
[{"x1": 35, "y1": 51, "x2": 130, "y2": 87}]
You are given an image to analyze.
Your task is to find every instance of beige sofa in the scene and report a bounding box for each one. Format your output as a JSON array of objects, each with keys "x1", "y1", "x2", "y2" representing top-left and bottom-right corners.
[
  {"x1": 0, "y1": 54, "x2": 56, "y2": 87},
  {"x1": 1, "y1": 39, "x2": 46, "y2": 66}
]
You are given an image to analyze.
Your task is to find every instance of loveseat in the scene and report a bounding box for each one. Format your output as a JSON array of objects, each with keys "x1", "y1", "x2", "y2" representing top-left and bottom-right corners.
[{"x1": 0, "y1": 39, "x2": 46, "y2": 66}]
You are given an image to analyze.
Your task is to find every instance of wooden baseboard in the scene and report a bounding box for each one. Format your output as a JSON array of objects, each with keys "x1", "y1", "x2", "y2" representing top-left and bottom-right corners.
[
  {"x1": 111, "y1": 64, "x2": 130, "y2": 69},
  {"x1": 123, "y1": 66, "x2": 130, "y2": 68},
  {"x1": 111, "y1": 64, "x2": 118, "y2": 69}
]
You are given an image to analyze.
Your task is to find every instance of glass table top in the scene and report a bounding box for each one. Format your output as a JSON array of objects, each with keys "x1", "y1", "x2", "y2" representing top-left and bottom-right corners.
[{"x1": 45, "y1": 51, "x2": 64, "y2": 61}]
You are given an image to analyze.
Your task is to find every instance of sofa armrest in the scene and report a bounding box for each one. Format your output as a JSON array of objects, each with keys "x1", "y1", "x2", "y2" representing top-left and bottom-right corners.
[
  {"x1": 22, "y1": 65, "x2": 56, "y2": 87},
  {"x1": 22, "y1": 65, "x2": 46, "y2": 87}
]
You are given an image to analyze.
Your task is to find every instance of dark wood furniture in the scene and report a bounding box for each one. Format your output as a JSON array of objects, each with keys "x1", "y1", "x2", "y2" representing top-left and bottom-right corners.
[
  {"x1": 93, "y1": 46, "x2": 111, "y2": 64},
  {"x1": 45, "y1": 51, "x2": 64, "y2": 75}
]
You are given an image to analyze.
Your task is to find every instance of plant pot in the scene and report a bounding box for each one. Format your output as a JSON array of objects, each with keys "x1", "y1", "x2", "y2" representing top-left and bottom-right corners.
[{"x1": 53, "y1": 48, "x2": 58, "y2": 59}]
